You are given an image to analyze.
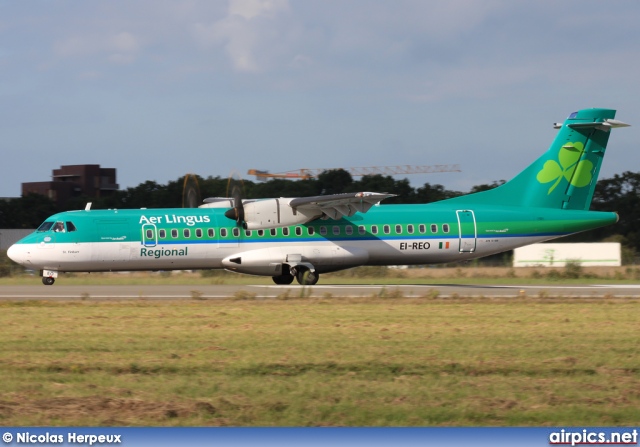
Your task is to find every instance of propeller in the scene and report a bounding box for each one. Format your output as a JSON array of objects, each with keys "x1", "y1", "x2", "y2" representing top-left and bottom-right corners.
[
  {"x1": 223, "y1": 172, "x2": 246, "y2": 227},
  {"x1": 182, "y1": 174, "x2": 201, "y2": 208}
]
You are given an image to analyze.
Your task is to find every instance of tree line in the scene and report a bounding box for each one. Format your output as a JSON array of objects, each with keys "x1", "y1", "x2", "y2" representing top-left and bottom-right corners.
[{"x1": 1, "y1": 170, "x2": 638, "y2": 256}]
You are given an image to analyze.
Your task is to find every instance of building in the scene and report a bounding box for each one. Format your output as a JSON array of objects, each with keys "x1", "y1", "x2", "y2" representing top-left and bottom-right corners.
[
  {"x1": 22, "y1": 164, "x2": 119, "y2": 207},
  {"x1": 513, "y1": 243, "x2": 622, "y2": 267}
]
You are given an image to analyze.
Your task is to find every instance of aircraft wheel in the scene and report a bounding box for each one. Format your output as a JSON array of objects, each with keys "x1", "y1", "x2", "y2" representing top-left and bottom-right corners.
[
  {"x1": 272, "y1": 274, "x2": 294, "y2": 285},
  {"x1": 42, "y1": 277, "x2": 55, "y2": 286},
  {"x1": 296, "y1": 268, "x2": 319, "y2": 285}
]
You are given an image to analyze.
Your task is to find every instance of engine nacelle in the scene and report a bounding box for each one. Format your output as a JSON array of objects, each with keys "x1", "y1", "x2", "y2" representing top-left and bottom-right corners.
[
  {"x1": 243, "y1": 198, "x2": 322, "y2": 230},
  {"x1": 199, "y1": 198, "x2": 235, "y2": 209},
  {"x1": 222, "y1": 247, "x2": 285, "y2": 276},
  {"x1": 221, "y1": 245, "x2": 370, "y2": 276}
]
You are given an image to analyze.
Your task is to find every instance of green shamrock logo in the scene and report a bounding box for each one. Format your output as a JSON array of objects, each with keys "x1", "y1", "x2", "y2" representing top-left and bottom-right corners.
[{"x1": 536, "y1": 142, "x2": 593, "y2": 194}]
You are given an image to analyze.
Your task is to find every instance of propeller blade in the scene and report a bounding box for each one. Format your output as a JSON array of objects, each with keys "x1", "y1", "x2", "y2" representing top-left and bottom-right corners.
[{"x1": 224, "y1": 174, "x2": 246, "y2": 227}]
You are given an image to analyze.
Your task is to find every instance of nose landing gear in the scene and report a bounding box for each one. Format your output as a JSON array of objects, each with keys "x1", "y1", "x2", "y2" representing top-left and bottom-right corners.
[
  {"x1": 42, "y1": 276, "x2": 55, "y2": 286},
  {"x1": 40, "y1": 270, "x2": 58, "y2": 285}
]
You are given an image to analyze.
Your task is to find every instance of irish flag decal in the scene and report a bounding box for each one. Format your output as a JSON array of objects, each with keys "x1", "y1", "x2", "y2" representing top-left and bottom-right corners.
[{"x1": 439, "y1": 241, "x2": 450, "y2": 249}]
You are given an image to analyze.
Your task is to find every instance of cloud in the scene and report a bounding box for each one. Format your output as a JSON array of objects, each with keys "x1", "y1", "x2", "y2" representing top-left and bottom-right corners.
[
  {"x1": 192, "y1": 0, "x2": 292, "y2": 72},
  {"x1": 53, "y1": 31, "x2": 141, "y2": 65},
  {"x1": 229, "y1": 0, "x2": 289, "y2": 20}
]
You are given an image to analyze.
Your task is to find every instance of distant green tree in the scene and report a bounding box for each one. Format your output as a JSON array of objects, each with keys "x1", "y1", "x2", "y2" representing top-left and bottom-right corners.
[
  {"x1": 0, "y1": 194, "x2": 58, "y2": 228},
  {"x1": 118, "y1": 180, "x2": 180, "y2": 209},
  {"x1": 591, "y1": 171, "x2": 640, "y2": 251},
  {"x1": 345, "y1": 175, "x2": 412, "y2": 204},
  {"x1": 250, "y1": 178, "x2": 318, "y2": 199},
  {"x1": 469, "y1": 180, "x2": 506, "y2": 194},
  {"x1": 414, "y1": 183, "x2": 461, "y2": 203},
  {"x1": 317, "y1": 169, "x2": 353, "y2": 195},
  {"x1": 199, "y1": 176, "x2": 236, "y2": 200}
]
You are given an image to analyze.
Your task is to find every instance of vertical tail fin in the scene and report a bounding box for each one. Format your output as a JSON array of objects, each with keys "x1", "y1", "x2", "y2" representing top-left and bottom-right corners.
[{"x1": 445, "y1": 108, "x2": 629, "y2": 210}]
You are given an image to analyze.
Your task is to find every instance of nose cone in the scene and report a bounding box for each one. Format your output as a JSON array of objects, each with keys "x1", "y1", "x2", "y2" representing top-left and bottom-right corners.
[{"x1": 7, "y1": 244, "x2": 27, "y2": 266}]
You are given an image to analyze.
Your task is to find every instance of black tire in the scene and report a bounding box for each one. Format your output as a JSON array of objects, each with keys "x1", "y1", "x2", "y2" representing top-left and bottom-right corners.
[
  {"x1": 296, "y1": 269, "x2": 319, "y2": 285},
  {"x1": 272, "y1": 274, "x2": 294, "y2": 285},
  {"x1": 42, "y1": 277, "x2": 55, "y2": 286}
]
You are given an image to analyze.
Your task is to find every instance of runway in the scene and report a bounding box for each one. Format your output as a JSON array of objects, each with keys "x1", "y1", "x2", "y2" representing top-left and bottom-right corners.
[{"x1": 1, "y1": 283, "x2": 640, "y2": 300}]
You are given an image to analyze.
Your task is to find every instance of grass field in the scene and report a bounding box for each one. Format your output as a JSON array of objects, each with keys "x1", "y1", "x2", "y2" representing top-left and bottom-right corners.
[{"x1": 1, "y1": 296, "x2": 639, "y2": 426}]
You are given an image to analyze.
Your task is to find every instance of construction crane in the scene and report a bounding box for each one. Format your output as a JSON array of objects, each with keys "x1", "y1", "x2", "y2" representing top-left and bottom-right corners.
[{"x1": 248, "y1": 164, "x2": 461, "y2": 181}]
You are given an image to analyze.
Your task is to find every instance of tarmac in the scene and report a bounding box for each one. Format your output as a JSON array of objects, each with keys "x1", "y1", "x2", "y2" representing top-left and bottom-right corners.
[{"x1": 1, "y1": 283, "x2": 639, "y2": 301}]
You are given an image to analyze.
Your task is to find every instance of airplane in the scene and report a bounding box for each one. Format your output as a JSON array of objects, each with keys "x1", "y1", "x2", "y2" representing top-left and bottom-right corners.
[{"x1": 7, "y1": 108, "x2": 630, "y2": 286}]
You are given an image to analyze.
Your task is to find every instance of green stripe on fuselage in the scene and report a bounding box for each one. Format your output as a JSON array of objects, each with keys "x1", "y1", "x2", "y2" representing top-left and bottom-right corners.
[{"x1": 17, "y1": 204, "x2": 617, "y2": 247}]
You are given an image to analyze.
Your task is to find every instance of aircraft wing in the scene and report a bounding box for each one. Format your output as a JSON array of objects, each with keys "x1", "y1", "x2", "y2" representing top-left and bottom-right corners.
[
  {"x1": 201, "y1": 191, "x2": 396, "y2": 228},
  {"x1": 289, "y1": 192, "x2": 396, "y2": 220}
]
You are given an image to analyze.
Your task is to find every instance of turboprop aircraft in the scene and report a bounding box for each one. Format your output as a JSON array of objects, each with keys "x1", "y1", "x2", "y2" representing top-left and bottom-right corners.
[{"x1": 8, "y1": 108, "x2": 629, "y2": 286}]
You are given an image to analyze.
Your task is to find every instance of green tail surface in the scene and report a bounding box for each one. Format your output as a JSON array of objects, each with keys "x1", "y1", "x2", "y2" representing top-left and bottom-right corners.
[{"x1": 444, "y1": 108, "x2": 628, "y2": 210}]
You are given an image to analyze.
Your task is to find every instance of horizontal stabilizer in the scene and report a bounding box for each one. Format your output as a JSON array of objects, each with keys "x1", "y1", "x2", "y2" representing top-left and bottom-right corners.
[{"x1": 567, "y1": 119, "x2": 630, "y2": 130}]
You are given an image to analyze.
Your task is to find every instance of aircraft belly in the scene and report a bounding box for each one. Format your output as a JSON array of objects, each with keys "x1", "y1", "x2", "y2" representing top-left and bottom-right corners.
[{"x1": 56, "y1": 242, "x2": 220, "y2": 272}]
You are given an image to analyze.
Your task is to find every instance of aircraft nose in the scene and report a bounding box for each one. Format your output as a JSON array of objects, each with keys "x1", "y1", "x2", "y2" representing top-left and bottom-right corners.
[{"x1": 7, "y1": 244, "x2": 27, "y2": 265}]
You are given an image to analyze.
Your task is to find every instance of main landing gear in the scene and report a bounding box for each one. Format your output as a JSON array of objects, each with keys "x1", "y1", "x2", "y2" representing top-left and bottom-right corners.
[{"x1": 271, "y1": 265, "x2": 319, "y2": 286}]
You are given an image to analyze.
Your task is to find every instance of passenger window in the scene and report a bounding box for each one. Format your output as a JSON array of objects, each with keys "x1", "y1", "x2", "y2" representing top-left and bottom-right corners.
[
  {"x1": 66, "y1": 222, "x2": 77, "y2": 232},
  {"x1": 443, "y1": 224, "x2": 450, "y2": 233},
  {"x1": 358, "y1": 225, "x2": 366, "y2": 235},
  {"x1": 232, "y1": 228, "x2": 240, "y2": 237},
  {"x1": 245, "y1": 230, "x2": 252, "y2": 237},
  {"x1": 146, "y1": 229, "x2": 153, "y2": 239},
  {"x1": 159, "y1": 229, "x2": 166, "y2": 238},
  {"x1": 270, "y1": 228, "x2": 277, "y2": 236},
  {"x1": 221, "y1": 228, "x2": 227, "y2": 237},
  {"x1": 320, "y1": 226, "x2": 327, "y2": 236},
  {"x1": 282, "y1": 227, "x2": 289, "y2": 236},
  {"x1": 371, "y1": 225, "x2": 378, "y2": 235},
  {"x1": 395, "y1": 225, "x2": 402, "y2": 234},
  {"x1": 333, "y1": 226, "x2": 340, "y2": 235},
  {"x1": 258, "y1": 230, "x2": 264, "y2": 237},
  {"x1": 383, "y1": 225, "x2": 390, "y2": 234},
  {"x1": 295, "y1": 227, "x2": 302, "y2": 236},
  {"x1": 308, "y1": 227, "x2": 315, "y2": 236},
  {"x1": 183, "y1": 229, "x2": 190, "y2": 238},
  {"x1": 419, "y1": 224, "x2": 426, "y2": 233},
  {"x1": 208, "y1": 228, "x2": 215, "y2": 238},
  {"x1": 196, "y1": 228, "x2": 203, "y2": 238},
  {"x1": 431, "y1": 224, "x2": 438, "y2": 233},
  {"x1": 171, "y1": 229, "x2": 178, "y2": 238},
  {"x1": 345, "y1": 226, "x2": 353, "y2": 235},
  {"x1": 407, "y1": 224, "x2": 414, "y2": 234}
]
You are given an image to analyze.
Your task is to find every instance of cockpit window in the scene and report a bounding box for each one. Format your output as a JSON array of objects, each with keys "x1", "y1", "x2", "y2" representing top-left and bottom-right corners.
[
  {"x1": 53, "y1": 222, "x2": 66, "y2": 232},
  {"x1": 66, "y1": 222, "x2": 77, "y2": 232},
  {"x1": 37, "y1": 221, "x2": 55, "y2": 232}
]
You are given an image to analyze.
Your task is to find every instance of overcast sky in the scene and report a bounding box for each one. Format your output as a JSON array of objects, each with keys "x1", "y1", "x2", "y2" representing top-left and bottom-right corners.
[{"x1": 2, "y1": 0, "x2": 639, "y2": 198}]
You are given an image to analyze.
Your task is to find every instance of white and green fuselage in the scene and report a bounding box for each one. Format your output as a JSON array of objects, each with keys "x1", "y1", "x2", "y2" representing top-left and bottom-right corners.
[
  {"x1": 7, "y1": 204, "x2": 618, "y2": 273},
  {"x1": 7, "y1": 108, "x2": 628, "y2": 285}
]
